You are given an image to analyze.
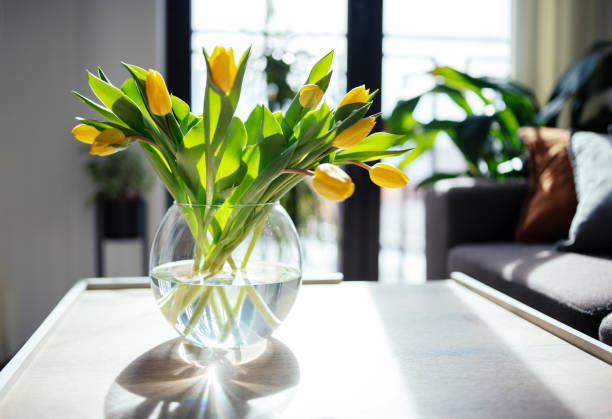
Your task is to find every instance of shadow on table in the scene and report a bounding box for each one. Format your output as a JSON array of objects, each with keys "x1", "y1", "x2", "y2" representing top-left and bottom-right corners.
[
  {"x1": 370, "y1": 282, "x2": 580, "y2": 419},
  {"x1": 104, "y1": 337, "x2": 299, "y2": 418}
]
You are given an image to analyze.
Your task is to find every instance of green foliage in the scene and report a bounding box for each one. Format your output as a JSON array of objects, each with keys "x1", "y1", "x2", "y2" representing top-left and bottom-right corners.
[
  {"x1": 537, "y1": 41, "x2": 612, "y2": 132},
  {"x1": 86, "y1": 148, "x2": 153, "y2": 200},
  {"x1": 384, "y1": 66, "x2": 538, "y2": 184},
  {"x1": 73, "y1": 50, "x2": 411, "y2": 276}
]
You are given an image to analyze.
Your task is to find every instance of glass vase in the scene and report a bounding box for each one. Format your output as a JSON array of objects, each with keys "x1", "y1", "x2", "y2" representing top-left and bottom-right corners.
[{"x1": 149, "y1": 202, "x2": 302, "y2": 352}]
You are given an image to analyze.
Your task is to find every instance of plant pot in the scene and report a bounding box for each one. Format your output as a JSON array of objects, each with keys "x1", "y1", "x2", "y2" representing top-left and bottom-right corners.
[
  {"x1": 98, "y1": 198, "x2": 146, "y2": 239},
  {"x1": 149, "y1": 202, "x2": 302, "y2": 354}
]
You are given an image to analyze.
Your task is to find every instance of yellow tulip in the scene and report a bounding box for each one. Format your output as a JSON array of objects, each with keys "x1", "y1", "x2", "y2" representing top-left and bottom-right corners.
[
  {"x1": 146, "y1": 69, "x2": 172, "y2": 116},
  {"x1": 338, "y1": 85, "x2": 370, "y2": 108},
  {"x1": 332, "y1": 117, "x2": 376, "y2": 149},
  {"x1": 89, "y1": 128, "x2": 126, "y2": 156},
  {"x1": 299, "y1": 84, "x2": 324, "y2": 108},
  {"x1": 72, "y1": 124, "x2": 101, "y2": 144},
  {"x1": 369, "y1": 163, "x2": 409, "y2": 188},
  {"x1": 209, "y1": 46, "x2": 237, "y2": 93},
  {"x1": 312, "y1": 163, "x2": 355, "y2": 202}
]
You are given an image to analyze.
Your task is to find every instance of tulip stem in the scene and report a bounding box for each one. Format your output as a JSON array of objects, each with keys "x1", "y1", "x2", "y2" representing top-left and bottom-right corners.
[
  {"x1": 134, "y1": 136, "x2": 157, "y2": 146},
  {"x1": 283, "y1": 168, "x2": 313, "y2": 176},
  {"x1": 349, "y1": 160, "x2": 372, "y2": 171}
]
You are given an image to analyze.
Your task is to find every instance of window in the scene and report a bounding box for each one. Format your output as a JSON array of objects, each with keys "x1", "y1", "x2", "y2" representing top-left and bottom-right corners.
[
  {"x1": 380, "y1": 0, "x2": 513, "y2": 283},
  {"x1": 190, "y1": 0, "x2": 348, "y2": 275}
]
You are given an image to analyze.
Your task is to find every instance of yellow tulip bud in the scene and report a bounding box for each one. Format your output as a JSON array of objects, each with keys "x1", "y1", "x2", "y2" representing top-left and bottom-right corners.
[
  {"x1": 369, "y1": 163, "x2": 409, "y2": 188},
  {"x1": 89, "y1": 143, "x2": 120, "y2": 156},
  {"x1": 338, "y1": 85, "x2": 370, "y2": 108},
  {"x1": 146, "y1": 69, "x2": 172, "y2": 116},
  {"x1": 209, "y1": 46, "x2": 237, "y2": 93},
  {"x1": 299, "y1": 84, "x2": 324, "y2": 108},
  {"x1": 312, "y1": 163, "x2": 355, "y2": 202},
  {"x1": 332, "y1": 117, "x2": 376, "y2": 149},
  {"x1": 88, "y1": 128, "x2": 126, "y2": 156},
  {"x1": 72, "y1": 124, "x2": 101, "y2": 144}
]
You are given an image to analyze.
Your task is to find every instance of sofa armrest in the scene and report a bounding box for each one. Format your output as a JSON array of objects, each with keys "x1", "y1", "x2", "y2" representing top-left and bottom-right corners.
[{"x1": 425, "y1": 178, "x2": 528, "y2": 279}]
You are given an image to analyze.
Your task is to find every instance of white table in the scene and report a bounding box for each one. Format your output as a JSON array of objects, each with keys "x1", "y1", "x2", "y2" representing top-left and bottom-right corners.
[{"x1": 0, "y1": 279, "x2": 611, "y2": 418}]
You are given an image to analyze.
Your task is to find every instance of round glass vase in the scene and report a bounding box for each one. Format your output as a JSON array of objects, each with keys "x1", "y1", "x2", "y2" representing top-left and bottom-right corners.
[{"x1": 149, "y1": 202, "x2": 302, "y2": 352}]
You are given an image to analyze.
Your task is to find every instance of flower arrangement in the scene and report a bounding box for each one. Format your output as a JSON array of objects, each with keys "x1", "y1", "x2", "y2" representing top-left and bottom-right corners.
[{"x1": 72, "y1": 47, "x2": 411, "y2": 345}]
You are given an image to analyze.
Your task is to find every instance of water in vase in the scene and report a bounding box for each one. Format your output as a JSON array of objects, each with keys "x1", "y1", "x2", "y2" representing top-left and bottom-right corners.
[{"x1": 151, "y1": 260, "x2": 301, "y2": 348}]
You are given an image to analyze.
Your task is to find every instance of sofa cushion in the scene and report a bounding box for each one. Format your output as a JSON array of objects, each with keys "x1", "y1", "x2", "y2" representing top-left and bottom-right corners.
[
  {"x1": 558, "y1": 131, "x2": 612, "y2": 253},
  {"x1": 599, "y1": 313, "x2": 612, "y2": 345},
  {"x1": 516, "y1": 127, "x2": 576, "y2": 243},
  {"x1": 448, "y1": 243, "x2": 612, "y2": 339}
]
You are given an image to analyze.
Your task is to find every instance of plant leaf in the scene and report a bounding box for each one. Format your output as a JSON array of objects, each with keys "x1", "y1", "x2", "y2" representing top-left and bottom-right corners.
[
  {"x1": 73, "y1": 91, "x2": 126, "y2": 127},
  {"x1": 307, "y1": 50, "x2": 334, "y2": 84},
  {"x1": 334, "y1": 132, "x2": 412, "y2": 163},
  {"x1": 417, "y1": 172, "x2": 465, "y2": 188}
]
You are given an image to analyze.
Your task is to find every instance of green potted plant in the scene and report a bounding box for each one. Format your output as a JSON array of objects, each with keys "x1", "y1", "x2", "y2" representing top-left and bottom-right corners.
[
  {"x1": 385, "y1": 66, "x2": 538, "y2": 186},
  {"x1": 86, "y1": 148, "x2": 153, "y2": 239}
]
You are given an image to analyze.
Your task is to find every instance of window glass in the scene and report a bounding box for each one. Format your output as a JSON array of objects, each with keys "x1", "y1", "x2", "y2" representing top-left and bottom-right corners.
[
  {"x1": 191, "y1": 0, "x2": 348, "y2": 276},
  {"x1": 380, "y1": 0, "x2": 513, "y2": 283}
]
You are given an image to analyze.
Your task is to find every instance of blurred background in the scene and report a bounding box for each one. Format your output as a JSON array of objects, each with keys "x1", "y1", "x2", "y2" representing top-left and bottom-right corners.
[{"x1": 1, "y1": 0, "x2": 611, "y2": 363}]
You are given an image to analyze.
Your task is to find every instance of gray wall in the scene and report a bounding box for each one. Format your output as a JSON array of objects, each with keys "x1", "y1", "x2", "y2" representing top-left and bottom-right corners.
[{"x1": 0, "y1": 0, "x2": 165, "y2": 356}]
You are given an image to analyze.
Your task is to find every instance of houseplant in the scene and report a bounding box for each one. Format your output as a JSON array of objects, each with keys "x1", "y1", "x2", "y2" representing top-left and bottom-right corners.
[
  {"x1": 85, "y1": 148, "x2": 153, "y2": 239},
  {"x1": 385, "y1": 66, "x2": 538, "y2": 185},
  {"x1": 71, "y1": 47, "x2": 412, "y2": 352}
]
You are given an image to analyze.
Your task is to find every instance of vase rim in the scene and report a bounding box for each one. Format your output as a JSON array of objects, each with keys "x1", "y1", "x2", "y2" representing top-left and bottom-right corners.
[{"x1": 173, "y1": 201, "x2": 280, "y2": 208}]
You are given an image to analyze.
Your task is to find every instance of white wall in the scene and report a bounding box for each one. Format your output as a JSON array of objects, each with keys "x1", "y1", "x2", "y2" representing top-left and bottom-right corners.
[
  {"x1": 513, "y1": 0, "x2": 612, "y2": 105},
  {"x1": 0, "y1": 0, "x2": 166, "y2": 357}
]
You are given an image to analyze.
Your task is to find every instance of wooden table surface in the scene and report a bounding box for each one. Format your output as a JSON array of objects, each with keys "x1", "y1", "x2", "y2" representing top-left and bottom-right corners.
[{"x1": 0, "y1": 281, "x2": 611, "y2": 418}]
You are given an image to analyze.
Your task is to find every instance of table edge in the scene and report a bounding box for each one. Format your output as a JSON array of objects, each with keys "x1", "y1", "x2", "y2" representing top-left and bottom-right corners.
[
  {"x1": 452, "y1": 272, "x2": 612, "y2": 365},
  {"x1": 0, "y1": 273, "x2": 343, "y2": 398}
]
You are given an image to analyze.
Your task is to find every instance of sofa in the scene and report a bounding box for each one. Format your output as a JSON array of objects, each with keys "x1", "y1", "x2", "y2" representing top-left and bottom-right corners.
[{"x1": 425, "y1": 177, "x2": 612, "y2": 345}]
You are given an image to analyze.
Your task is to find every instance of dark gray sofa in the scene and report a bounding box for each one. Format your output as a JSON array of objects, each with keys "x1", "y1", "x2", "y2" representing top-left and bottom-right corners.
[{"x1": 425, "y1": 178, "x2": 612, "y2": 345}]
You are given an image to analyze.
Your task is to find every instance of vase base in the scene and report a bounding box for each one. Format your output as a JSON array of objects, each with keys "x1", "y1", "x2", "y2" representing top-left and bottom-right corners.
[{"x1": 179, "y1": 339, "x2": 268, "y2": 365}]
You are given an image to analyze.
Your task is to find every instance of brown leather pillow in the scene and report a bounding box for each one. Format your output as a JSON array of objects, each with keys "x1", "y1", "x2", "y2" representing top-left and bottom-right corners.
[{"x1": 515, "y1": 127, "x2": 577, "y2": 242}]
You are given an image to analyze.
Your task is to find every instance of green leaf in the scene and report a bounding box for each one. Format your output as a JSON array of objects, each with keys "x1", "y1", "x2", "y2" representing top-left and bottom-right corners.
[
  {"x1": 228, "y1": 47, "x2": 251, "y2": 109},
  {"x1": 256, "y1": 106, "x2": 287, "y2": 171},
  {"x1": 121, "y1": 78, "x2": 152, "y2": 121},
  {"x1": 87, "y1": 72, "x2": 148, "y2": 133},
  {"x1": 334, "y1": 147, "x2": 413, "y2": 163},
  {"x1": 314, "y1": 71, "x2": 332, "y2": 92},
  {"x1": 216, "y1": 117, "x2": 247, "y2": 192},
  {"x1": 75, "y1": 118, "x2": 130, "y2": 133},
  {"x1": 307, "y1": 51, "x2": 334, "y2": 84},
  {"x1": 334, "y1": 102, "x2": 372, "y2": 134},
  {"x1": 171, "y1": 95, "x2": 190, "y2": 121},
  {"x1": 245, "y1": 106, "x2": 263, "y2": 146},
  {"x1": 121, "y1": 62, "x2": 148, "y2": 81},
  {"x1": 453, "y1": 115, "x2": 494, "y2": 166},
  {"x1": 139, "y1": 142, "x2": 184, "y2": 201},
  {"x1": 417, "y1": 172, "x2": 465, "y2": 188},
  {"x1": 430, "y1": 66, "x2": 491, "y2": 104},
  {"x1": 398, "y1": 130, "x2": 437, "y2": 168},
  {"x1": 97, "y1": 67, "x2": 111, "y2": 84},
  {"x1": 431, "y1": 85, "x2": 473, "y2": 115},
  {"x1": 294, "y1": 103, "x2": 331, "y2": 142},
  {"x1": 335, "y1": 102, "x2": 369, "y2": 123},
  {"x1": 495, "y1": 109, "x2": 521, "y2": 150},
  {"x1": 204, "y1": 81, "x2": 235, "y2": 151},
  {"x1": 176, "y1": 120, "x2": 206, "y2": 202},
  {"x1": 258, "y1": 105, "x2": 284, "y2": 140},
  {"x1": 73, "y1": 91, "x2": 127, "y2": 127},
  {"x1": 334, "y1": 132, "x2": 412, "y2": 163},
  {"x1": 384, "y1": 96, "x2": 421, "y2": 134},
  {"x1": 230, "y1": 142, "x2": 297, "y2": 205}
]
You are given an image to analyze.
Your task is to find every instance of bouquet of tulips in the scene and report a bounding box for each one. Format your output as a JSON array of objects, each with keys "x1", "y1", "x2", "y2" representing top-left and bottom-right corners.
[
  {"x1": 73, "y1": 47, "x2": 411, "y2": 275},
  {"x1": 72, "y1": 47, "x2": 411, "y2": 338}
]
